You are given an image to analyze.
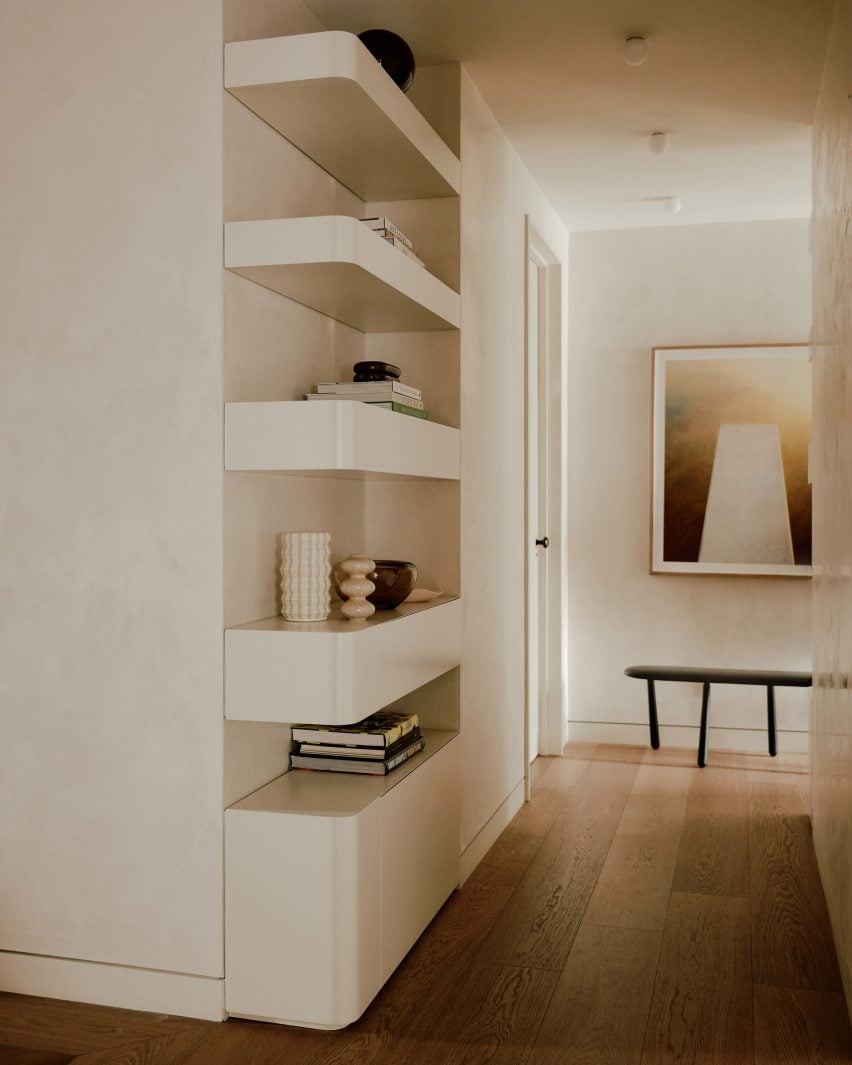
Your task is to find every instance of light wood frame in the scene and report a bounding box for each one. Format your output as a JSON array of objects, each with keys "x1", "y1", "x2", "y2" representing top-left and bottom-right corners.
[{"x1": 650, "y1": 343, "x2": 812, "y2": 577}]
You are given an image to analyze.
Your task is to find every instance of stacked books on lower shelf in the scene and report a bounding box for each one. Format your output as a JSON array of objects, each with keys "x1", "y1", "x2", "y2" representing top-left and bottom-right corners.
[{"x1": 290, "y1": 710, "x2": 424, "y2": 776}]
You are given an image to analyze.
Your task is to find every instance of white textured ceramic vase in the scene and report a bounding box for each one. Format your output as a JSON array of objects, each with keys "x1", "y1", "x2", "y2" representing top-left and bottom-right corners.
[{"x1": 279, "y1": 531, "x2": 331, "y2": 622}]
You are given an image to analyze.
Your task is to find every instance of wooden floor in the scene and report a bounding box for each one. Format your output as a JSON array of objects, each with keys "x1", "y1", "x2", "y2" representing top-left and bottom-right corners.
[{"x1": 3, "y1": 743, "x2": 851, "y2": 1064}]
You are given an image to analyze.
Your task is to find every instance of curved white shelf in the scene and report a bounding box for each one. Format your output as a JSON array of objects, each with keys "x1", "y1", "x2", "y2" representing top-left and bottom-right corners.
[
  {"x1": 225, "y1": 597, "x2": 461, "y2": 724},
  {"x1": 225, "y1": 401, "x2": 459, "y2": 480},
  {"x1": 225, "y1": 215, "x2": 460, "y2": 332},
  {"x1": 229, "y1": 730, "x2": 458, "y2": 817},
  {"x1": 224, "y1": 31, "x2": 460, "y2": 200}
]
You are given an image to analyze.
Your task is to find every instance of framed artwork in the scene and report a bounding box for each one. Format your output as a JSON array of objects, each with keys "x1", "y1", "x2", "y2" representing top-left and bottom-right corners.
[{"x1": 651, "y1": 344, "x2": 812, "y2": 577}]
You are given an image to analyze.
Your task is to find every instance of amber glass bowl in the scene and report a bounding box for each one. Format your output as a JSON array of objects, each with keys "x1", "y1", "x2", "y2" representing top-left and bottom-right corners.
[{"x1": 334, "y1": 560, "x2": 417, "y2": 610}]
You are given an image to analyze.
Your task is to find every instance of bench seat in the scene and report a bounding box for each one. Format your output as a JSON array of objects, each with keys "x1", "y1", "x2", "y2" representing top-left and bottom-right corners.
[{"x1": 624, "y1": 665, "x2": 812, "y2": 767}]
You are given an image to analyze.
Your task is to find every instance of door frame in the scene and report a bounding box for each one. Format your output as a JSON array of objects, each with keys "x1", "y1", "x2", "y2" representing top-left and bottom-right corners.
[{"x1": 524, "y1": 217, "x2": 567, "y2": 800}]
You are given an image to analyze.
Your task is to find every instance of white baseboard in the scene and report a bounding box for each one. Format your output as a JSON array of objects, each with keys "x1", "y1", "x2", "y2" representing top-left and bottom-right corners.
[
  {"x1": 0, "y1": 950, "x2": 226, "y2": 1021},
  {"x1": 459, "y1": 778, "x2": 526, "y2": 885},
  {"x1": 567, "y1": 720, "x2": 809, "y2": 755}
]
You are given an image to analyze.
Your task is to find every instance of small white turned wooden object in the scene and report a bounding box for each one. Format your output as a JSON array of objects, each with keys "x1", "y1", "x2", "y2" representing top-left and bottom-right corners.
[{"x1": 338, "y1": 555, "x2": 376, "y2": 621}]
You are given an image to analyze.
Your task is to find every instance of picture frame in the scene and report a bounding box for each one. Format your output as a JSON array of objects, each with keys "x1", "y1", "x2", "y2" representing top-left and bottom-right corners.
[{"x1": 651, "y1": 344, "x2": 812, "y2": 577}]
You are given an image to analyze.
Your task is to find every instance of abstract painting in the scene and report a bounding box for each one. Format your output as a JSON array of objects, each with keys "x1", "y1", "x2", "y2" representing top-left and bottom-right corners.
[{"x1": 651, "y1": 344, "x2": 812, "y2": 576}]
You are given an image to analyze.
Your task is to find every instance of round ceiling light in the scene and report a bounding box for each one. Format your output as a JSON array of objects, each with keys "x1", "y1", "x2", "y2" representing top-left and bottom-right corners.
[
  {"x1": 664, "y1": 197, "x2": 682, "y2": 215},
  {"x1": 649, "y1": 131, "x2": 669, "y2": 154},
  {"x1": 623, "y1": 37, "x2": 649, "y2": 66}
]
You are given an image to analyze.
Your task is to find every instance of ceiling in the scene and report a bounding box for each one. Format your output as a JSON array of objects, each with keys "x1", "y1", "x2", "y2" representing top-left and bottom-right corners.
[{"x1": 303, "y1": 0, "x2": 835, "y2": 231}]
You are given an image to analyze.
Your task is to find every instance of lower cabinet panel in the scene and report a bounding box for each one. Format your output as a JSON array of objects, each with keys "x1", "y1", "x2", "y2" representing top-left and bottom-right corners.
[
  {"x1": 380, "y1": 736, "x2": 460, "y2": 979},
  {"x1": 224, "y1": 733, "x2": 460, "y2": 1028},
  {"x1": 225, "y1": 805, "x2": 382, "y2": 1028}
]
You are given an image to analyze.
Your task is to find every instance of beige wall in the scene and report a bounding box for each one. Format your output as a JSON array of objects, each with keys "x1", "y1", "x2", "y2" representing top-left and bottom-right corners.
[
  {"x1": 812, "y1": 0, "x2": 852, "y2": 1017},
  {"x1": 567, "y1": 220, "x2": 812, "y2": 753},
  {"x1": 0, "y1": 0, "x2": 224, "y2": 976},
  {"x1": 459, "y1": 70, "x2": 569, "y2": 855}
]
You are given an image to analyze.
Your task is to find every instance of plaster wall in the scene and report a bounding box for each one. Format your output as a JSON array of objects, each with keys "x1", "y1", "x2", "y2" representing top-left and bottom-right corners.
[
  {"x1": 811, "y1": 0, "x2": 852, "y2": 1017},
  {"x1": 459, "y1": 70, "x2": 569, "y2": 854},
  {"x1": 0, "y1": 0, "x2": 224, "y2": 976},
  {"x1": 567, "y1": 220, "x2": 812, "y2": 753}
]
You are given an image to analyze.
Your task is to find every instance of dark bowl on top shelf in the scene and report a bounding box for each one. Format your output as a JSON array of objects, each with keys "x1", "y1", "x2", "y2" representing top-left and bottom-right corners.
[
  {"x1": 357, "y1": 30, "x2": 415, "y2": 93},
  {"x1": 334, "y1": 560, "x2": 418, "y2": 610}
]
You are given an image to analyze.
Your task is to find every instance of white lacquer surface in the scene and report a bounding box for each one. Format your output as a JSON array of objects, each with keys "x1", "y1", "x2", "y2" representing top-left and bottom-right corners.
[
  {"x1": 811, "y1": 0, "x2": 852, "y2": 1019},
  {"x1": 225, "y1": 401, "x2": 460, "y2": 479},
  {"x1": 224, "y1": 31, "x2": 460, "y2": 200},
  {"x1": 225, "y1": 597, "x2": 461, "y2": 723},
  {"x1": 225, "y1": 732, "x2": 459, "y2": 1028},
  {"x1": 224, "y1": 215, "x2": 460, "y2": 332}
]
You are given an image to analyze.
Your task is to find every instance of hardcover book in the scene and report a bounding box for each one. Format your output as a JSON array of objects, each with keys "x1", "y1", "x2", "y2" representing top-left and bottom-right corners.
[
  {"x1": 306, "y1": 392, "x2": 425, "y2": 411},
  {"x1": 314, "y1": 380, "x2": 422, "y2": 400},
  {"x1": 297, "y1": 726, "x2": 423, "y2": 760},
  {"x1": 292, "y1": 710, "x2": 420, "y2": 749},
  {"x1": 290, "y1": 735, "x2": 425, "y2": 775},
  {"x1": 359, "y1": 216, "x2": 413, "y2": 249}
]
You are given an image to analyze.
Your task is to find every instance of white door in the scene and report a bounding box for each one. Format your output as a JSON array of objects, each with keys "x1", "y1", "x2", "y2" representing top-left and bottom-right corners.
[
  {"x1": 524, "y1": 220, "x2": 565, "y2": 801},
  {"x1": 527, "y1": 254, "x2": 548, "y2": 765}
]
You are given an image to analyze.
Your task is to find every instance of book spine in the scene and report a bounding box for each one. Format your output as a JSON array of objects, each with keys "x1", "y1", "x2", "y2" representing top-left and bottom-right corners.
[
  {"x1": 307, "y1": 394, "x2": 425, "y2": 410},
  {"x1": 384, "y1": 736, "x2": 425, "y2": 771},
  {"x1": 367, "y1": 402, "x2": 428, "y2": 420},
  {"x1": 314, "y1": 381, "x2": 422, "y2": 400}
]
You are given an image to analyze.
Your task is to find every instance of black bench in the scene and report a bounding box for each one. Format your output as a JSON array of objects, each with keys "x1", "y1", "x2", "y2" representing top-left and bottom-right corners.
[{"x1": 624, "y1": 665, "x2": 812, "y2": 768}]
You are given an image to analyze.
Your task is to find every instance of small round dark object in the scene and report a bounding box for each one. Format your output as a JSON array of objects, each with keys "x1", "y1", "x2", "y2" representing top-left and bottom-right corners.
[
  {"x1": 354, "y1": 361, "x2": 401, "y2": 379},
  {"x1": 358, "y1": 29, "x2": 415, "y2": 93}
]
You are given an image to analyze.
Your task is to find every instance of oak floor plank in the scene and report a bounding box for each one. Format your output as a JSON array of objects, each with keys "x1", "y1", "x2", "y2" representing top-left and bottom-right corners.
[
  {"x1": 438, "y1": 964, "x2": 558, "y2": 1058},
  {"x1": 476, "y1": 760, "x2": 639, "y2": 970},
  {"x1": 584, "y1": 766, "x2": 693, "y2": 931},
  {"x1": 640, "y1": 892, "x2": 752, "y2": 1065},
  {"x1": 749, "y1": 779, "x2": 843, "y2": 992},
  {"x1": 0, "y1": 996, "x2": 209, "y2": 1057},
  {"x1": 672, "y1": 767, "x2": 750, "y2": 896},
  {"x1": 525, "y1": 924, "x2": 662, "y2": 1065},
  {"x1": 0, "y1": 1047, "x2": 74, "y2": 1065},
  {"x1": 753, "y1": 983, "x2": 852, "y2": 1064},
  {"x1": 642, "y1": 747, "x2": 808, "y2": 775},
  {"x1": 179, "y1": 1018, "x2": 369, "y2": 1065},
  {"x1": 69, "y1": 1028, "x2": 212, "y2": 1065}
]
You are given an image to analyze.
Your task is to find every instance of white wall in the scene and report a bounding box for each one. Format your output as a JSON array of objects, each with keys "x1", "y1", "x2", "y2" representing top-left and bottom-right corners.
[
  {"x1": 0, "y1": 0, "x2": 224, "y2": 982},
  {"x1": 811, "y1": 0, "x2": 852, "y2": 1018},
  {"x1": 567, "y1": 220, "x2": 812, "y2": 753},
  {"x1": 459, "y1": 71, "x2": 569, "y2": 861}
]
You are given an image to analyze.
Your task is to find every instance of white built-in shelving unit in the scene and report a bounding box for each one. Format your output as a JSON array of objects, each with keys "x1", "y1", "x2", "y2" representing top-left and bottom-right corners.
[{"x1": 223, "y1": 29, "x2": 462, "y2": 1030}]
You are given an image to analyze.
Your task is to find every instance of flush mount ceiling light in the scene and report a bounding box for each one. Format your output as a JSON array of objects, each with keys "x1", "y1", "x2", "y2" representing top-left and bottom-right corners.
[
  {"x1": 664, "y1": 197, "x2": 682, "y2": 215},
  {"x1": 623, "y1": 36, "x2": 649, "y2": 66},
  {"x1": 649, "y1": 131, "x2": 669, "y2": 154}
]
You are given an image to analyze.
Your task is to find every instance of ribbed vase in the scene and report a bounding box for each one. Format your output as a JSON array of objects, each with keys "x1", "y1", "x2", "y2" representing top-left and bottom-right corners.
[{"x1": 279, "y1": 531, "x2": 331, "y2": 622}]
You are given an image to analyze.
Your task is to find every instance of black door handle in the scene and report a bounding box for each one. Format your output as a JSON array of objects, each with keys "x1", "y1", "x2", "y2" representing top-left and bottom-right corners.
[{"x1": 535, "y1": 537, "x2": 549, "y2": 549}]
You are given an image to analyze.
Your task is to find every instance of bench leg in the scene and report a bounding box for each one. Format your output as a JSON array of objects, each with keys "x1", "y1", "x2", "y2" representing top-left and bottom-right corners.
[
  {"x1": 767, "y1": 685, "x2": 777, "y2": 757},
  {"x1": 698, "y1": 682, "x2": 711, "y2": 768},
  {"x1": 647, "y1": 679, "x2": 660, "y2": 750}
]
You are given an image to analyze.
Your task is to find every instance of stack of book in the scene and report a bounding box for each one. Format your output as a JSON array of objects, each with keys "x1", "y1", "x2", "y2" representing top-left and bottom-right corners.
[
  {"x1": 290, "y1": 710, "x2": 424, "y2": 776},
  {"x1": 305, "y1": 361, "x2": 426, "y2": 419},
  {"x1": 360, "y1": 216, "x2": 425, "y2": 268}
]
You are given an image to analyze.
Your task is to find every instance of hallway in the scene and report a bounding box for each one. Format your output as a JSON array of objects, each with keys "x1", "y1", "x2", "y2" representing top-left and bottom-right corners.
[{"x1": 3, "y1": 744, "x2": 851, "y2": 1064}]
